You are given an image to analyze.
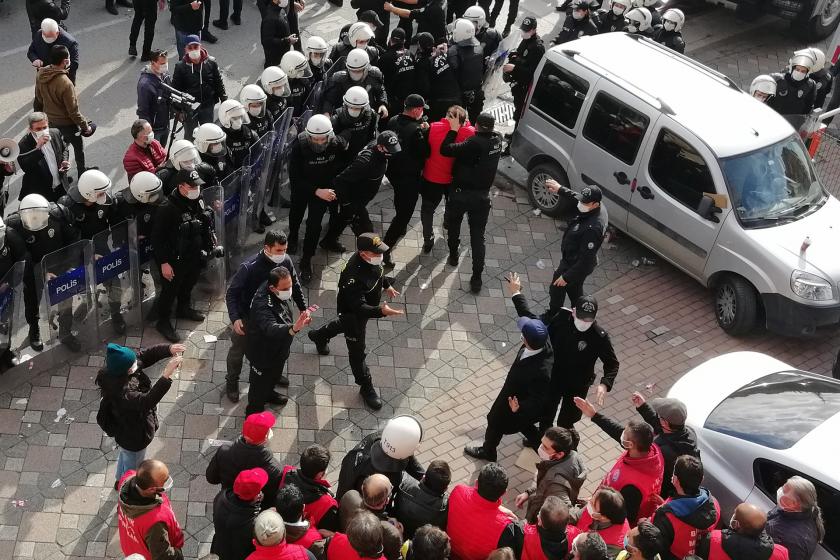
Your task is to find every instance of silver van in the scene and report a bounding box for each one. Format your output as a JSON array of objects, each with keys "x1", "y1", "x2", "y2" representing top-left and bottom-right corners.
[{"x1": 510, "y1": 33, "x2": 840, "y2": 337}]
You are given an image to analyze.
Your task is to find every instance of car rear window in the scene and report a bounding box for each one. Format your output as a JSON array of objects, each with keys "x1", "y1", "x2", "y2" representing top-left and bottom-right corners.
[{"x1": 704, "y1": 371, "x2": 840, "y2": 449}]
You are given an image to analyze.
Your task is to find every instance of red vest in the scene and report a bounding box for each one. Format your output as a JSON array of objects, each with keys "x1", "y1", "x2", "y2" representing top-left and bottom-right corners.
[
  {"x1": 602, "y1": 444, "x2": 664, "y2": 524},
  {"x1": 290, "y1": 525, "x2": 322, "y2": 549},
  {"x1": 708, "y1": 530, "x2": 790, "y2": 560},
  {"x1": 117, "y1": 471, "x2": 185, "y2": 559},
  {"x1": 662, "y1": 497, "x2": 721, "y2": 558},
  {"x1": 447, "y1": 484, "x2": 512, "y2": 560},
  {"x1": 422, "y1": 120, "x2": 476, "y2": 184},
  {"x1": 575, "y1": 507, "x2": 630, "y2": 549},
  {"x1": 280, "y1": 465, "x2": 338, "y2": 528},
  {"x1": 521, "y1": 523, "x2": 581, "y2": 560},
  {"x1": 247, "y1": 540, "x2": 311, "y2": 560},
  {"x1": 327, "y1": 533, "x2": 386, "y2": 560}
]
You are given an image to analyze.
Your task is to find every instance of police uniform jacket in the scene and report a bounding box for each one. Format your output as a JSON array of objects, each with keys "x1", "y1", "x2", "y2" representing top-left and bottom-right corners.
[
  {"x1": 654, "y1": 28, "x2": 685, "y2": 53},
  {"x1": 249, "y1": 113, "x2": 272, "y2": 138},
  {"x1": 560, "y1": 205, "x2": 606, "y2": 285},
  {"x1": 417, "y1": 52, "x2": 461, "y2": 103},
  {"x1": 329, "y1": 43, "x2": 381, "y2": 71},
  {"x1": 244, "y1": 281, "x2": 296, "y2": 370},
  {"x1": 553, "y1": 15, "x2": 599, "y2": 45},
  {"x1": 812, "y1": 67, "x2": 833, "y2": 108},
  {"x1": 151, "y1": 189, "x2": 213, "y2": 266},
  {"x1": 331, "y1": 107, "x2": 379, "y2": 159},
  {"x1": 336, "y1": 431, "x2": 424, "y2": 499},
  {"x1": 113, "y1": 190, "x2": 161, "y2": 249},
  {"x1": 288, "y1": 77, "x2": 312, "y2": 116},
  {"x1": 386, "y1": 114, "x2": 430, "y2": 181},
  {"x1": 6, "y1": 202, "x2": 80, "y2": 266},
  {"x1": 199, "y1": 151, "x2": 235, "y2": 185},
  {"x1": 596, "y1": 10, "x2": 626, "y2": 32},
  {"x1": 311, "y1": 57, "x2": 334, "y2": 84},
  {"x1": 509, "y1": 35, "x2": 545, "y2": 90},
  {"x1": 336, "y1": 252, "x2": 394, "y2": 318},
  {"x1": 333, "y1": 144, "x2": 389, "y2": 205},
  {"x1": 220, "y1": 124, "x2": 259, "y2": 170},
  {"x1": 768, "y1": 72, "x2": 817, "y2": 115},
  {"x1": 0, "y1": 227, "x2": 28, "y2": 280},
  {"x1": 322, "y1": 68, "x2": 388, "y2": 114},
  {"x1": 379, "y1": 46, "x2": 418, "y2": 112},
  {"x1": 448, "y1": 38, "x2": 485, "y2": 93},
  {"x1": 477, "y1": 27, "x2": 502, "y2": 67},
  {"x1": 226, "y1": 250, "x2": 306, "y2": 324},
  {"x1": 439, "y1": 129, "x2": 502, "y2": 191},
  {"x1": 288, "y1": 134, "x2": 347, "y2": 196}
]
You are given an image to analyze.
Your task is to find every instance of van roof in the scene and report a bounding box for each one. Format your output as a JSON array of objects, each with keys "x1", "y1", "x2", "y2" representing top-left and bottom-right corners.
[{"x1": 547, "y1": 33, "x2": 794, "y2": 158}]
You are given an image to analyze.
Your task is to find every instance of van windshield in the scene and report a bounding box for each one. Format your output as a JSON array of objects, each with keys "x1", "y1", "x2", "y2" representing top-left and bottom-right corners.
[{"x1": 720, "y1": 135, "x2": 826, "y2": 228}]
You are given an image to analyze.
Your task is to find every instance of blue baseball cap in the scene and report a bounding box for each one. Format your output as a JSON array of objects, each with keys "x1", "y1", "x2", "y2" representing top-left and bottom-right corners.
[
  {"x1": 185, "y1": 34, "x2": 201, "y2": 46},
  {"x1": 516, "y1": 317, "x2": 548, "y2": 349}
]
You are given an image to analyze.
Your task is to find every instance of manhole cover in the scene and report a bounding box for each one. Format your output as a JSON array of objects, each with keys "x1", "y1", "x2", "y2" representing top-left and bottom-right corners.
[{"x1": 487, "y1": 101, "x2": 515, "y2": 126}]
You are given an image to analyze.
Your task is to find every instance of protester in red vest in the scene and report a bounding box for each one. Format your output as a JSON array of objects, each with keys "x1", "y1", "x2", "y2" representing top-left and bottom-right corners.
[
  {"x1": 614, "y1": 520, "x2": 665, "y2": 560},
  {"x1": 280, "y1": 444, "x2": 340, "y2": 531},
  {"x1": 575, "y1": 487, "x2": 630, "y2": 558},
  {"x1": 246, "y1": 509, "x2": 316, "y2": 560},
  {"x1": 651, "y1": 455, "x2": 720, "y2": 560},
  {"x1": 321, "y1": 511, "x2": 387, "y2": 560},
  {"x1": 117, "y1": 459, "x2": 185, "y2": 560},
  {"x1": 575, "y1": 397, "x2": 664, "y2": 525},
  {"x1": 696, "y1": 503, "x2": 790, "y2": 560},
  {"x1": 517, "y1": 496, "x2": 582, "y2": 560},
  {"x1": 446, "y1": 462, "x2": 523, "y2": 560},
  {"x1": 276, "y1": 484, "x2": 326, "y2": 549}
]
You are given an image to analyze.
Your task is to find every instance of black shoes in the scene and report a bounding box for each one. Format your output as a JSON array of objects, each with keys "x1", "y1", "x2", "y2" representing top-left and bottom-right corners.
[
  {"x1": 447, "y1": 252, "x2": 459, "y2": 267},
  {"x1": 231, "y1": 14, "x2": 241, "y2": 24},
  {"x1": 129, "y1": 45, "x2": 138, "y2": 57},
  {"x1": 319, "y1": 239, "x2": 346, "y2": 253},
  {"x1": 287, "y1": 236, "x2": 298, "y2": 255},
  {"x1": 308, "y1": 331, "x2": 330, "y2": 355},
  {"x1": 29, "y1": 326, "x2": 43, "y2": 352},
  {"x1": 156, "y1": 320, "x2": 181, "y2": 343},
  {"x1": 116, "y1": 0, "x2": 132, "y2": 6},
  {"x1": 176, "y1": 308, "x2": 205, "y2": 322},
  {"x1": 383, "y1": 251, "x2": 395, "y2": 270},
  {"x1": 522, "y1": 437, "x2": 539, "y2": 451},
  {"x1": 106, "y1": 3, "x2": 119, "y2": 14},
  {"x1": 299, "y1": 260, "x2": 312, "y2": 284},
  {"x1": 61, "y1": 334, "x2": 82, "y2": 353},
  {"x1": 202, "y1": 29, "x2": 218, "y2": 43},
  {"x1": 470, "y1": 275, "x2": 482, "y2": 294},
  {"x1": 267, "y1": 391, "x2": 289, "y2": 406},
  {"x1": 422, "y1": 238, "x2": 434, "y2": 254},
  {"x1": 464, "y1": 445, "x2": 497, "y2": 462},
  {"x1": 140, "y1": 52, "x2": 152, "y2": 62},
  {"x1": 226, "y1": 383, "x2": 240, "y2": 403},
  {"x1": 276, "y1": 374, "x2": 290, "y2": 388},
  {"x1": 212, "y1": 19, "x2": 229, "y2": 29},
  {"x1": 360, "y1": 384, "x2": 382, "y2": 410}
]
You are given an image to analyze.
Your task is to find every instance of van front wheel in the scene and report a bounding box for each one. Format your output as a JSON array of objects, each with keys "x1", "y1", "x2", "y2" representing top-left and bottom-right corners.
[
  {"x1": 527, "y1": 163, "x2": 573, "y2": 218},
  {"x1": 715, "y1": 275, "x2": 758, "y2": 335}
]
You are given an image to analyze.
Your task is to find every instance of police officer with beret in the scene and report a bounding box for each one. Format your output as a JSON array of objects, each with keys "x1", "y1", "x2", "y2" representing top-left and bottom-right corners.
[
  {"x1": 308, "y1": 233, "x2": 404, "y2": 410},
  {"x1": 545, "y1": 180, "x2": 607, "y2": 320}
]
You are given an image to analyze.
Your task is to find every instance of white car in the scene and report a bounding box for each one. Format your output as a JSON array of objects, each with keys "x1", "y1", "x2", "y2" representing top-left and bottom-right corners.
[{"x1": 668, "y1": 351, "x2": 840, "y2": 559}]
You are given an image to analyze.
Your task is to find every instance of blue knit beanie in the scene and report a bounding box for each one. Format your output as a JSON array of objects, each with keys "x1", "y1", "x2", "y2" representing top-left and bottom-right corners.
[{"x1": 106, "y1": 343, "x2": 137, "y2": 376}]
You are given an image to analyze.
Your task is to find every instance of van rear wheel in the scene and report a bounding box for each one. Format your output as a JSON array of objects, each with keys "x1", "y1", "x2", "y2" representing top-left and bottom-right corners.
[
  {"x1": 715, "y1": 275, "x2": 758, "y2": 336},
  {"x1": 527, "y1": 163, "x2": 573, "y2": 218}
]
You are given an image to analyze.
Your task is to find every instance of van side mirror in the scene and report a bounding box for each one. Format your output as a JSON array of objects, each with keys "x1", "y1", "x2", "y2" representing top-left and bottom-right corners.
[{"x1": 697, "y1": 195, "x2": 722, "y2": 223}]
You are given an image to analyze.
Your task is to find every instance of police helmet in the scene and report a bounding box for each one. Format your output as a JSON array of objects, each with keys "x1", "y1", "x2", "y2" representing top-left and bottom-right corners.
[
  {"x1": 169, "y1": 139, "x2": 201, "y2": 171},
  {"x1": 343, "y1": 86, "x2": 370, "y2": 111},
  {"x1": 346, "y1": 48, "x2": 371, "y2": 82},
  {"x1": 749, "y1": 74, "x2": 777, "y2": 101},
  {"x1": 348, "y1": 22, "x2": 375, "y2": 47},
  {"x1": 452, "y1": 18, "x2": 476, "y2": 42},
  {"x1": 789, "y1": 49, "x2": 818, "y2": 72},
  {"x1": 260, "y1": 66, "x2": 291, "y2": 98},
  {"x1": 463, "y1": 5, "x2": 487, "y2": 29},
  {"x1": 77, "y1": 169, "x2": 112, "y2": 205},
  {"x1": 240, "y1": 84, "x2": 268, "y2": 119},
  {"x1": 307, "y1": 36, "x2": 329, "y2": 67},
  {"x1": 380, "y1": 416, "x2": 423, "y2": 460},
  {"x1": 129, "y1": 171, "x2": 164, "y2": 204},
  {"x1": 19, "y1": 194, "x2": 51, "y2": 232},
  {"x1": 193, "y1": 123, "x2": 227, "y2": 156},
  {"x1": 625, "y1": 7, "x2": 652, "y2": 31},
  {"x1": 218, "y1": 99, "x2": 251, "y2": 129},
  {"x1": 281, "y1": 50, "x2": 314, "y2": 79},
  {"x1": 662, "y1": 8, "x2": 684, "y2": 31}
]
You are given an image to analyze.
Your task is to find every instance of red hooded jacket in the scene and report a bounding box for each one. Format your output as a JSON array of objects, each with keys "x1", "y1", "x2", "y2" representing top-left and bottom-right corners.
[{"x1": 123, "y1": 139, "x2": 167, "y2": 181}]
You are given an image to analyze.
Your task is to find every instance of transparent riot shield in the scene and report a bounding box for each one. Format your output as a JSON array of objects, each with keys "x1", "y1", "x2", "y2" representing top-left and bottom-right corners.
[
  {"x1": 304, "y1": 80, "x2": 325, "y2": 112},
  {"x1": 36, "y1": 239, "x2": 96, "y2": 353},
  {"x1": 133, "y1": 219, "x2": 158, "y2": 319},
  {"x1": 221, "y1": 169, "x2": 248, "y2": 270},
  {"x1": 272, "y1": 108, "x2": 308, "y2": 208},
  {"x1": 195, "y1": 185, "x2": 226, "y2": 296},
  {"x1": 483, "y1": 29, "x2": 522, "y2": 102},
  {"x1": 92, "y1": 220, "x2": 142, "y2": 340},
  {"x1": 263, "y1": 108, "x2": 296, "y2": 213},
  {"x1": 245, "y1": 130, "x2": 276, "y2": 234},
  {"x1": 0, "y1": 261, "x2": 26, "y2": 361}
]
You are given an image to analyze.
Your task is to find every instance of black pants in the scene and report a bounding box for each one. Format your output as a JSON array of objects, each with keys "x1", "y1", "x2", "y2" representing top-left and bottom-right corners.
[
  {"x1": 483, "y1": 418, "x2": 541, "y2": 456},
  {"x1": 489, "y1": 0, "x2": 520, "y2": 31},
  {"x1": 322, "y1": 200, "x2": 374, "y2": 246},
  {"x1": 419, "y1": 178, "x2": 449, "y2": 242},
  {"x1": 311, "y1": 314, "x2": 372, "y2": 387},
  {"x1": 226, "y1": 328, "x2": 246, "y2": 385},
  {"x1": 56, "y1": 125, "x2": 85, "y2": 172},
  {"x1": 462, "y1": 90, "x2": 485, "y2": 126},
  {"x1": 23, "y1": 272, "x2": 72, "y2": 338},
  {"x1": 446, "y1": 188, "x2": 491, "y2": 275},
  {"x1": 297, "y1": 196, "x2": 339, "y2": 260},
  {"x1": 246, "y1": 359, "x2": 287, "y2": 415},
  {"x1": 540, "y1": 381, "x2": 592, "y2": 431},
  {"x1": 184, "y1": 105, "x2": 215, "y2": 141},
  {"x1": 203, "y1": 0, "x2": 213, "y2": 30},
  {"x1": 129, "y1": 0, "x2": 157, "y2": 56},
  {"x1": 217, "y1": 0, "x2": 242, "y2": 21},
  {"x1": 155, "y1": 261, "x2": 201, "y2": 321},
  {"x1": 547, "y1": 262, "x2": 585, "y2": 318},
  {"x1": 512, "y1": 85, "x2": 528, "y2": 129},
  {"x1": 383, "y1": 176, "x2": 421, "y2": 250},
  {"x1": 447, "y1": 0, "x2": 471, "y2": 22}
]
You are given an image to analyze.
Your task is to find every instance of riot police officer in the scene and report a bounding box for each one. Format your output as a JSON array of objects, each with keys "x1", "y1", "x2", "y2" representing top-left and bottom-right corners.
[
  {"x1": 288, "y1": 115, "x2": 347, "y2": 283},
  {"x1": 156, "y1": 139, "x2": 204, "y2": 193},
  {"x1": 750, "y1": 74, "x2": 777, "y2": 104},
  {"x1": 258, "y1": 66, "x2": 292, "y2": 122},
  {"x1": 151, "y1": 169, "x2": 218, "y2": 342},
  {"x1": 308, "y1": 233, "x2": 405, "y2": 410},
  {"x1": 0, "y1": 218, "x2": 28, "y2": 370},
  {"x1": 654, "y1": 9, "x2": 686, "y2": 53},
  {"x1": 378, "y1": 28, "x2": 418, "y2": 119},
  {"x1": 194, "y1": 123, "x2": 234, "y2": 186},
  {"x1": 769, "y1": 50, "x2": 818, "y2": 121},
  {"x1": 502, "y1": 17, "x2": 545, "y2": 136},
  {"x1": 332, "y1": 86, "x2": 380, "y2": 166},
  {"x1": 414, "y1": 33, "x2": 462, "y2": 121},
  {"x1": 330, "y1": 22, "x2": 381, "y2": 71},
  {"x1": 625, "y1": 7, "x2": 656, "y2": 37},
  {"x1": 449, "y1": 19, "x2": 487, "y2": 122},
  {"x1": 463, "y1": 6, "x2": 502, "y2": 70},
  {"x1": 280, "y1": 51, "x2": 315, "y2": 116},
  {"x1": 596, "y1": 0, "x2": 629, "y2": 32},
  {"x1": 58, "y1": 169, "x2": 126, "y2": 334},
  {"x1": 553, "y1": 0, "x2": 599, "y2": 44},
  {"x1": 218, "y1": 100, "x2": 259, "y2": 171},
  {"x1": 240, "y1": 84, "x2": 272, "y2": 138},
  {"x1": 322, "y1": 49, "x2": 389, "y2": 118},
  {"x1": 7, "y1": 194, "x2": 81, "y2": 352},
  {"x1": 641, "y1": 0, "x2": 662, "y2": 26},
  {"x1": 307, "y1": 36, "x2": 333, "y2": 84},
  {"x1": 808, "y1": 47, "x2": 833, "y2": 108}
]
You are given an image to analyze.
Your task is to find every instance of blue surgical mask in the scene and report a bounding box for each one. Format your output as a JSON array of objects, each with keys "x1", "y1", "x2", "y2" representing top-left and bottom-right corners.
[{"x1": 624, "y1": 535, "x2": 631, "y2": 552}]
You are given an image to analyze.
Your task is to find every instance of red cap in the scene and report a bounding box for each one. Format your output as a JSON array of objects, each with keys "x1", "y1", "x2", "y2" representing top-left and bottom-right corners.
[
  {"x1": 233, "y1": 467, "x2": 269, "y2": 501},
  {"x1": 243, "y1": 411, "x2": 275, "y2": 442}
]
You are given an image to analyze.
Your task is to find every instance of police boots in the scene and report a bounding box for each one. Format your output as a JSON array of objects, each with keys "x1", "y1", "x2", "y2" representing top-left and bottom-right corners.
[
  {"x1": 29, "y1": 325, "x2": 43, "y2": 352},
  {"x1": 359, "y1": 380, "x2": 383, "y2": 410},
  {"x1": 110, "y1": 304, "x2": 127, "y2": 335}
]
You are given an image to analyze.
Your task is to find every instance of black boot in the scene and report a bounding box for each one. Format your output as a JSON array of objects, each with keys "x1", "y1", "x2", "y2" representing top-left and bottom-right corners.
[
  {"x1": 464, "y1": 445, "x2": 497, "y2": 461},
  {"x1": 225, "y1": 380, "x2": 240, "y2": 402},
  {"x1": 61, "y1": 334, "x2": 82, "y2": 353},
  {"x1": 359, "y1": 382, "x2": 382, "y2": 410},
  {"x1": 129, "y1": 44, "x2": 138, "y2": 57},
  {"x1": 0, "y1": 349, "x2": 18, "y2": 372},
  {"x1": 106, "y1": 0, "x2": 119, "y2": 15},
  {"x1": 447, "y1": 251, "x2": 459, "y2": 267},
  {"x1": 29, "y1": 325, "x2": 43, "y2": 352},
  {"x1": 287, "y1": 234, "x2": 299, "y2": 255},
  {"x1": 202, "y1": 29, "x2": 218, "y2": 43},
  {"x1": 383, "y1": 251, "x2": 395, "y2": 270},
  {"x1": 469, "y1": 274, "x2": 482, "y2": 294},
  {"x1": 299, "y1": 259, "x2": 312, "y2": 284},
  {"x1": 156, "y1": 320, "x2": 181, "y2": 342},
  {"x1": 319, "y1": 239, "x2": 346, "y2": 253},
  {"x1": 212, "y1": 18, "x2": 229, "y2": 29},
  {"x1": 422, "y1": 238, "x2": 434, "y2": 254},
  {"x1": 111, "y1": 304, "x2": 127, "y2": 335},
  {"x1": 267, "y1": 391, "x2": 289, "y2": 406},
  {"x1": 308, "y1": 330, "x2": 330, "y2": 355}
]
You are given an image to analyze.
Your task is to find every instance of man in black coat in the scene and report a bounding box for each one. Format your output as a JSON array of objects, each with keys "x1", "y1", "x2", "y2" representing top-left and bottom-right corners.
[
  {"x1": 171, "y1": 36, "x2": 227, "y2": 139},
  {"x1": 206, "y1": 411, "x2": 284, "y2": 508},
  {"x1": 17, "y1": 112, "x2": 71, "y2": 202},
  {"x1": 170, "y1": 0, "x2": 205, "y2": 58},
  {"x1": 260, "y1": 0, "x2": 298, "y2": 68},
  {"x1": 211, "y1": 468, "x2": 267, "y2": 560},
  {"x1": 27, "y1": 19, "x2": 79, "y2": 84},
  {"x1": 464, "y1": 316, "x2": 553, "y2": 462},
  {"x1": 26, "y1": 0, "x2": 70, "y2": 33}
]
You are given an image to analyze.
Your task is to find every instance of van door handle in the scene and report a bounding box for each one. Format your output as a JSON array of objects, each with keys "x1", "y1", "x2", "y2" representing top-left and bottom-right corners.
[
  {"x1": 638, "y1": 186, "x2": 655, "y2": 200},
  {"x1": 613, "y1": 171, "x2": 630, "y2": 185}
]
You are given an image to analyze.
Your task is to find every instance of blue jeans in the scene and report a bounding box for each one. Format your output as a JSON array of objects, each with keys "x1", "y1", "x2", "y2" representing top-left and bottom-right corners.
[
  {"x1": 116, "y1": 446, "x2": 147, "y2": 482},
  {"x1": 175, "y1": 29, "x2": 201, "y2": 59}
]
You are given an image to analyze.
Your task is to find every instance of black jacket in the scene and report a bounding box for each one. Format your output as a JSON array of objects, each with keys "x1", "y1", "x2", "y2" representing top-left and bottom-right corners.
[
  {"x1": 385, "y1": 114, "x2": 430, "y2": 182},
  {"x1": 336, "y1": 432, "x2": 424, "y2": 499},
  {"x1": 28, "y1": 30, "x2": 79, "y2": 84},
  {"x1": 211, "y1": 489, "x2": 261, "y2": 560},
  {"x1": 510, "y1": 35, "x2": 545, "y2": 89},
  {"x1": 558, "y1": 195, "x2": 607, "y2": 285},
  {"x1": 94, "y1": 344, "x2": 173, "y2": 452},
  {"x1": 513, "y1": 295, "x2": 619, "y2": 390},
  {"x1": 378, "y1": 46, "x2": 417, "y2": 113},
  {"x1": 335, "y1": 252, "x2": 393, "y2": 317},
  {"x1": 487, "y1": 343, "x2": 553, "y2": 429},
  {"x1": 409, "y1": 0, "x2": 447, "y2": 43},
  {"x1": 280, "y1": 468, "x2": 340, "y2": 532},
  {"x1": 17, "y1": 128, "x2": 70, "y2": 202},
  {"x1": 26, "y1": 0, "x2": 69, "y2": 32},
  {"x1": 331, "y1": 107, "x2": 379, "y2": 161},
  {"x1": 137, "y1": 67, "x2": 174, "y2": 133},
  {"x1": 322, "y1": 68, "x2": 388, "y2": 114},
  {"x1": 199, "y1": 151, "x2": 235, "y2": 184},
  {"x1": 245, "y1": 281, "x2": 297, "y2": 369},
  {"x1": 288, "y1": 134, "x2": 347, "y2": 196},
  {"x1": 113, "y1": 190, "x2": 161, "y2": 242},
  {"x1": 6, "y1": 202, "x2": 79, "y2": 266},
  {"x1": 636, "y1": 402, "x2": 699, "y2": 498},
  {"x1": 766, "y1": 507, "x2": 822, "y2": 560},
  {"x1": 477, "y1": 27, "x2": 503, "y2": 68},
  {"x1": 221, "y1": 124, "x2": 259, "y2": 170},
  {"x1": 170, "y1": 0, "x2": 204, "y2": 32},
  {"x1": 697, "y1": 529, "x2": 779, "y2": 560},
  {"x1": 58, "y1": 188, "x2": 119, "y2": 247},
  {"x1": 768, "y1": 72, "x2": 817, "y2": 117},
  {"x1": 652, "y1": 489, "x2": 720, "y2": 560},
  {"x1": 151, "y1": 189, "x2": 214, "y2": 265},
  {"x1": 333, "y1": 144, "x2": 389, "y2": 206},
  {"x1": 440, "y1": 129, "x2": 502, "y2": 191},
  {"x1": 206, "y1": 435, "x2": 284, "y2": 507},
  {"x1": 596, "y1": 9, "x2": 626, "y2": 32},
  {"x1": 812, "y1": 67, "x2": 833, "y2": 108},
  {"x1": 394, "y1": 474, "x2": 448, "y2": 537},
  {"x1": 261, "y1": 3, "x2": 294, "y2": 67},
  {"x1": 553, "y1": 15, "x2": 599, "y2": 44},
  {"x1": 0, "y1": 228, "x2": 28, "y2": 281},
  {"x1": 172, "y1": 51, "x2": 228, "y2": 109},
  {"x1": 416, "y1": 51, "x2": 461, "y2": 103},
  {"x1": 329, "y1": 43, "x2": 381, "y2": 72},
  {"x1": 226, "y1": 251, "x2": 305, "y2": 323},
  {"x1": 654, "y1": 29, "x2": 686, "y2": 53},
  {"x1": 448, "y1": 38, "x2": 485, "y2": 93}
]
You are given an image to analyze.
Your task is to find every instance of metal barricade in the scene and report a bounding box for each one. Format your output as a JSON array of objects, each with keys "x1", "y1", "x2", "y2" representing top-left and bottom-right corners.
[
  {"x1": 92, "y1": 220, "x2": 143, "y2": 339},
  {"x1": 195, "y1": 186, "x2": 227, "y2": 296},
  {"x1": 812, "y1": 128, "x2": 840, "y2": 198}
]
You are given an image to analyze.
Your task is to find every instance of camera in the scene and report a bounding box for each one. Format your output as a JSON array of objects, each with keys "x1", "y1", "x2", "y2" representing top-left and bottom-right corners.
[{"x1": 161, "y1": 82, "x2": 199, "y2": 115}]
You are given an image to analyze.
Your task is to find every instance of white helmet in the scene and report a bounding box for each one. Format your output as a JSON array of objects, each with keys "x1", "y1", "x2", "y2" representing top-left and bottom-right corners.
[
  {"x1": 625, "y1": 7, "x2": 652, "y2": 31},
  {"x1": 218, "y1": 99, "x2": 250, "y2": 130},
  {"x1": 346, "y1": 48, "x2": 371, "y2": 82},
  {"x1": 280, "y1": 50, "x2": 314, "y2": 79},
  {"x1": 463, "y1": 5, "x2": 487, "y2": 28},
  {"x1": 750, "y1": 74, "x2": 777, "y2": 101},
  {"x1": 77, "y1": 169, "x2": 111, "y2": 205},
  {"x1": 19, "y1": 194, "x2": 51, "y2": 232},
  {"x1": 193, "y1": 123, "x2": 227, "y2": 155},
  {"x1": 169, "y1": 139, "x2": 201, "y2": 171},
  {"x1": 789, "y1": 49, "x2": 818, "y2": 71},
  {"x1": 609, "y1": 0, "x2": 630, "y2": 15},
  {"x1": 305, "y1": 114, "x2": 334, "y2": 153},
  {"x1": 343, "y1": 86, "x2": 370, "y2": 111},
  {"x1": 452, "y1": 18, "x2": 476, "y2": 43},
  {"x1": 380, "y1": 416, "x2": 423, "y2": 460},
  {"x1": 641, "y1": 0, "x2": 657, "y2": 8},
  {"x1": 662, "y1": 8, "x2": 684, "y2": 31},
  {"x1": 240, "y1": 84, "x2": 268, "y2": 118},
  {"x1": 260, "y1": 66, "x2": 291, "y2": 98},
  {"x1": 307, "y1": 36, "x2": 329, "y2": 67},
  {"x1": 129, "y1": 171, "x2": 163, "y2": 204},
  {"x1": 809, "y1": 47, "x2": 826, "y2": 71},
  {"x1": 348, "y1": 22, "x2": 375, "y2": 47}
]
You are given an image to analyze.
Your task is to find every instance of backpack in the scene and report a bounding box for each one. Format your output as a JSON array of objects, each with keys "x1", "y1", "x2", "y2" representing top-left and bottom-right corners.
[{"x1": 96, "y1": 398, "x2": 121, "y2": 438}]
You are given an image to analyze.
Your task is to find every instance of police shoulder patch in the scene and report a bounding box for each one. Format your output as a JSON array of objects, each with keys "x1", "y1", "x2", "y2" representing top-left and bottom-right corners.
[
  {"x1": 48, "y1": 228, "x2": 55, "y2": 238},
  {"x1": 97, "y1": 209, "x2": 104, "y2": 219},
  {"x1": 587, "y1": 242, "x2": 595, "y2": 249}
]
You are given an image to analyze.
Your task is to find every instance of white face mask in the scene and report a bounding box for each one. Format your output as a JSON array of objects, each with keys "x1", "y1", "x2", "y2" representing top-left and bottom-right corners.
[
  {"x1": 577, "y1": 201, "x2": 591, "y2": 213},
  {"x1": 185, "y1": 187, "x2": 201, "y2": 200},
  {"x1": 248, "y1": 105, "x2": 263, "y2": 117},
  {"x1": 573, "y1": 317, "x2": 593, "y2": 332},
  {"x1": 572, "y1": 9, "x2": 586, "y2": 19},
  {"x1": 266, "y1": 252, "x2": 285, "y2": 263},
  {"x1": 612, "y1": 5, "x2": 625, "y2": 15},
  {"x1": 230, "y1": 117, "x2": 243, "y2": 130},
  {"x1": 277, "y1": 0, "x2": 289, "y2": 7},
  {"x1": 274, "y1": 288, "x2": 293, "y2": 300},
  {"x1": 791, "y1": 69, "x2": 807, "y2": 81},
  {"x1": 347, "y1": 107, "x2": 363, "y2": 118},
  {"x1": 34, "y1": 129, "x2": 50, "y2": 141},
  {"x1": 188, "y1": 49, "x2": 202, "y2": 61},
  {"x1": 311, "y1": 54, "x2": 324, "y2": 67},
  {"x1": 537, "y1": 445, "x2": 552, "y2": 461},
  {"x1": 159, "y1": 63, "x2": 169, "y2": 73},
  {"x1": 366, "y1": 255, "x2": 383, "y2": 266},
  {"x1": 209, "y1": 143, "x2": 224, "y2": 154},
  {"x1": 43, "y1": 34, "x2": 58, "y2": 44},
  {"x1": 663, "y1": 20, "x2": 676, "y2": 31}
]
